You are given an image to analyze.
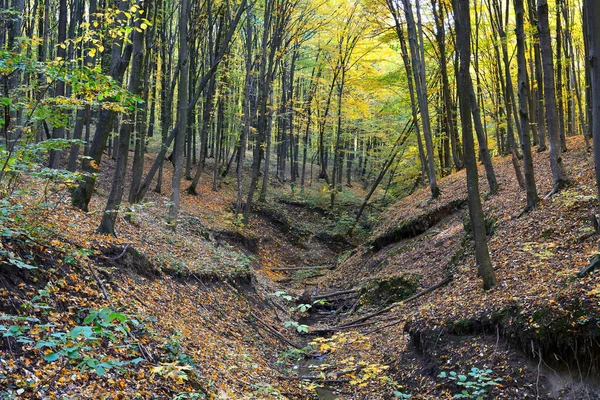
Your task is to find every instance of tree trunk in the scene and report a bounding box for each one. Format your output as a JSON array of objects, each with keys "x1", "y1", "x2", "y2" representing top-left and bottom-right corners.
[
  {"x1": 98, "y1": 1, "x2": 147, "y2": 235},
  {"x1": 388, "y1": 6, "x2": 428, "y2": 183},
  {"x1": 528, "y1": 0, "x2": 548, "y2": 150},
  {"x1": 453, "y1": 0, "x2": 496, "y2": 290},
  {"x1": 432, "y1": 0, "x2": 462, "y2": 171},
  {"x1": 48, "y1": 0, "x2": 67, "y2": 169},
  {"x1": 469, "y1": 76, "x2": 499, "y2": 194},
  {"x1": 586, "y1": 0, "x2": 600, "y2": 199},
  {"x1": 71, "y1": 0, "x2": 133, "y2": 211},
  {"x1": 401, "y1": 0, "x2": 440, "y2": 198},
  {"x1": 514, "y1": 0, "x2": 540, "y2": 211},
  {"x1": 538, "y1": 0, "x2": 570, "y2": 194},
  {"x1": 259, "y1": 88, "x2": 275, "y2": 201},
  {"x1": 555, "y1": 1, "x2": 567, "y2": 152},
  {"x1": 168, "y1": 0, "x2": 190, "y2": 226}
]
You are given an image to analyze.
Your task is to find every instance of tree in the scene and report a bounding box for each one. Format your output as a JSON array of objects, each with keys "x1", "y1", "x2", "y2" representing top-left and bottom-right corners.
[
  {"x1": 48, "y1": 0, "x2": 67, "y2": 169},
  {"x1": 168, "y1": 0, "x2": 190, "y2": 227},
  {"x1": 514, "y1": 0, "x2": 539, "y2": 212},
  {"x1": 453, "y1": 0, "x2": 496, "y2": 290},
  {"x1": 387, "y1": 4, "x2": 428, "y2": 184},
  {"x1": 399, "y1": 0, "x2": 440, "y2": 199},
  {"x1": 537, "y1": 0, "x2": 570, "y2": 195},
  {"x1": 431, "y1": 0, "x2": 462, "y2": 171},
  {"x1": 98, "y1": 0, "x2": 148, "y2": 235},
  {"x1": 586, "y1": 0, "x2": 600, "y2": 200},
  {"x1": 71, "y1": 0, "x2": 134, "y2": 211}
]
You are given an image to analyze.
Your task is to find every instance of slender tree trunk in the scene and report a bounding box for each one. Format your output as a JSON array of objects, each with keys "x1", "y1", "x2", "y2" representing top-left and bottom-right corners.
[
  {"x1": 556, "y1": 1, "x2": 567, "y2": 151},
  {"x1": 98, "y1": 2, "x2": 147, "y2": 235},
  {"x1": 168, "y1": 0, "x2": 190, "y2": 226},
  {"x1": 67, "y1": 0, "x2": 97, "y2": 171},
  {"x1": 331, "y1": 67, "x2": 346, "y2": 208},
  {"x1": 301, "y1": 61, "x2": 320, "y2": 192},
  {"x1": 538, "y1": 0, "x2": 570, "y2": 194},
  {"x1": 401, "y1": 0, "x2": 439, "y2": 198},
  {"x1": 213, "y1": 77, "x2": 226, "y2": 191},
  {"x1": 586, "y1": 0, "x2": 600, "y2": 199},
  {"x1": 453, "y1": 0, "x2": 496, "y2": 290},
  {"x1": 236, "y1": 6, "x2": 253, "y2": 217},
  {"x1": 515, "y1": 0, "x2": 539, "y2": 211},
  {"x1": 71, "y1": 0, "x2": 133, "y2": 211},
  {"x1": 48, "y1": 0, "x2": 67, "y2": 169},
  {"x1": 389, "y1": 7, "x2": 427, "y2": 183},
  {"x1": 432, "y1": 0, "x2": 462, "y2": 170},
  {"x1": 583, "y1": 4, "x2": 593, "y2": 146},
  {"x1": 259, "y1": 88, "x2": 275, "y2": 201},
  {"x1": 469, "y1": 76, "x2": 499, "y2": 194},
  {"x1": 528, "y1": 0, "x2": 548, "y2": 150}
]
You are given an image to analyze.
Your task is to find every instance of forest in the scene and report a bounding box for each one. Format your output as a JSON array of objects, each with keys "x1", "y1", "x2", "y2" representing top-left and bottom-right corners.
[{"x1": 1, "y1": 0, "x2": 600, "y2": 398}]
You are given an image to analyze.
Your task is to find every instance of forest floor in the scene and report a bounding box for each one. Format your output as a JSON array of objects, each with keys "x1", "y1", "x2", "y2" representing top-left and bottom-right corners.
[{"x1": 1, "y1": 136, "x2": 600, "y2": 399}]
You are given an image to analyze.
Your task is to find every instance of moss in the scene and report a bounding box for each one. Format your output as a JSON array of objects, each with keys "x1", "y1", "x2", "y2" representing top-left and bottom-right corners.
[
  {"x1": 449, "y1": 319, "x2": 473, "y2": 335},
  {"x1": 388, "y1": 245, "x2": 410, "y2": 258},
  {"x1": 360, "y1": 274, "x2": 421, "y2": 306},
  {"x1": 540, "y1": 228, "x2": 555, "y2": 239}
]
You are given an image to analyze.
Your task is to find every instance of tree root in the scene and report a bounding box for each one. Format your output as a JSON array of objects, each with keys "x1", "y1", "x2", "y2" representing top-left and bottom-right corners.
[{"x1": 577, "y1": 254, "x2": 600, "y2": 278}]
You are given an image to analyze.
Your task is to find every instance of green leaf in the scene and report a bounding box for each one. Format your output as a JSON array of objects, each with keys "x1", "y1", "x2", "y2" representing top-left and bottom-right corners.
[
  {"x1": 108, "y1": 311, "x2": 127, "y2": 322},
  {"x1": 70, "y1": 326, "x2": 94, "y2": 339},
  {"x1": 83, "y1": 311, "x2": 98, "y2": 324},
  {"x1": 44, "y1": 352, "x2": 60, "y2": 362}
]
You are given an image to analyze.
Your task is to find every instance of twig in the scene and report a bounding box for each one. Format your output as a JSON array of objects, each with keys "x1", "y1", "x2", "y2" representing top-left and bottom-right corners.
[
  {"x1": 87, "y1": 263, "x2": 114, "y2": 308},
  {"x1": 314, "y1": 315, "x2": 404, "y2": 334},
  {"x1": 364, "y1": 318, "x2": 403, "y2": 335},
  {"x1": 249, "y1": 312, "x2": 300, "y2": 349}
]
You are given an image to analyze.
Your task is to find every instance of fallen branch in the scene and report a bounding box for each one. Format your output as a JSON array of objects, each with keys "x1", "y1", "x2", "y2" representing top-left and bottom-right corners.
[
  {"x1": 364, "y1": 318, "x2": 403, "y2": 335},
  {"x1": 279, "y1": 376, "x2": 349, "y2": 384},
  {"x1": 332, "y1": 276, "x2": 452, "y2": 329},
  {"x1": 312, "y1": 288, "x2": 358, "y2": 301},
  {"x1": 577, "y1": 254, "x2": 600, "y2": 278},
  {"x1": 271, "y1": 265, "x2": 334, "y2": 271},
  {"x1": 99, "y1": 244, "x2": 130, "y2": 261},
  {"x1": 312, "y1": 315, "x2": 404, "y2": 334}
]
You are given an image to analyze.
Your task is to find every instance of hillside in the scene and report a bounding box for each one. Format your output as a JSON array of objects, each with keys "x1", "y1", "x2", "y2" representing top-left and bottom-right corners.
[
  {"x1": 2, "y1": 136, "x2": 600, "y2": 399},
  {"x1": 307, "y1": 136, "x2": 600, "y2": 399}
]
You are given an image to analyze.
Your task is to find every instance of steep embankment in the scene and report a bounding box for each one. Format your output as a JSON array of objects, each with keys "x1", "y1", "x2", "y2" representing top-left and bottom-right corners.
[
  {"x1": 306, "y1": 136, "x2": 600, "y2": 399},
  {"x1": 0, "y1": 155, "x2": 339, "y2": 398}
]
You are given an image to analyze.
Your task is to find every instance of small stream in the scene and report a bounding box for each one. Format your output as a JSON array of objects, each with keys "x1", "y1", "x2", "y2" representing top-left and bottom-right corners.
[
  {"x1": 296, "y1": 356, "x2": 340, "y2": 400},
  {"x1": 295, "y1": 313, "x2": 341, "y2": 399}
]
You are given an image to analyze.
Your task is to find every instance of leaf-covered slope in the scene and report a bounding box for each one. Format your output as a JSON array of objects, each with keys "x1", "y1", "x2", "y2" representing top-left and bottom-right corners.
[
  {"x1": 0, "y1": 158, "x2": 314, "y2": 398},
  {"x1": 316, "y1": 136, "x2": 600, "y2": 398}
]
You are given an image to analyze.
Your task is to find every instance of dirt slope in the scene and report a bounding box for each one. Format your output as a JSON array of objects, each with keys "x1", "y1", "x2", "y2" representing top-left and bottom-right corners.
[{"x1": 310, "y1": 136, "x2": 600, "y2": 399}]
